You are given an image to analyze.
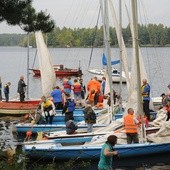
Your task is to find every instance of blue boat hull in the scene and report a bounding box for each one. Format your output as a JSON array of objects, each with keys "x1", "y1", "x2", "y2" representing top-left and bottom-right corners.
[
  {"x1": 53, "y1": 114, "x2": 84, "y2": 124},
  {"x1": 23, "y1": 142, "x2": 170, "y2": 160},
  {"x1": 16, "y1": 124, "x2": 106, "y2": 133},
  {"x1": 16, "y1": 108, "x2": 108, "y2": 133}
]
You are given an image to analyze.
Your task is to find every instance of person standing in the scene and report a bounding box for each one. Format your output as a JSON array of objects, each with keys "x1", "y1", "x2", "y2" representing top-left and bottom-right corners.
[
  {"x1": 51, "y1": 86, "x2": 63, "y2": 110},
  {"x1": 4, "y1": 82, "x2": 11, "y2": 102},
  {"x1": 79, "y1": 78, "x2": 86, "y2": 99},
  {"x1": 124, "y1": 108, "x2": 139, "y2": 144},
  {"x1": 101, "y1": 76, "x2": 106, "y2": 95},
  {"x1": 87, "y1": 76, "x2": 101, "y2": 105},
  {"x1": 17, "y1": 75, "x2": 27, "y2": 102},
  {"x1": 73, "y1": 79, "x2": 82, "y2": 106},
  {"x1": 63, "y1": 77, "x2": 72, "y2": 95},
  {"x1": 141, "y1": 79, "x2": 150, "y2": 121},
  {"x1": 41, "y1": 96, "x2": 55, "y2": 124},
  {"x1": 83, "y1": 101, "x2": 96, "y2": 133},
  {"x1": 98, "y1": 135, "x2": 118, "y2": 170},
  {"x1": 160, "y1": 93, "x2": 166, "y2": 106},
  {"x1": 62, "y1": 93, "x2": 76, "y2": 123}
]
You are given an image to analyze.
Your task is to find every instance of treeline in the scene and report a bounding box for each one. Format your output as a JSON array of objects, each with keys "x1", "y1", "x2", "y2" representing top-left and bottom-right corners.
[
  {"x1": 0, "y1": 34, "x2": 25, "y2": 46},
  {"x1": 0, "y1": 23, "x2": 170, "y2": 47}
]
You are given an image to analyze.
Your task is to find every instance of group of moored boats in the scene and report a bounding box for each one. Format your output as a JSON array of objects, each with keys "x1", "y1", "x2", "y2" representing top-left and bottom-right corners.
[{"x1": 12, "y1": 105, "x2": 170, "y2": 166}]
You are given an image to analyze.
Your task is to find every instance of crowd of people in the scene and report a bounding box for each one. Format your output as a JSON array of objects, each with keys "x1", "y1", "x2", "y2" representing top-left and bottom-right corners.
[
  {"x1": 1, "y1": 75, "x2": 169, "y2": 136},
  {"x1": 18, "y1": 75, "x2": 118, "y2": 135}
]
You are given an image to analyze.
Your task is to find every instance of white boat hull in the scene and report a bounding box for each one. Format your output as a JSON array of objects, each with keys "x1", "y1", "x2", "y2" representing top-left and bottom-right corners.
[{"x1": 88, "y1": 68, "x2": 126, "y2": 83}]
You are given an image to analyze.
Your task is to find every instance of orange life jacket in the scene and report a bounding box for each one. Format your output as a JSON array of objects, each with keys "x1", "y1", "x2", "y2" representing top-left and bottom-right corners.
[
  {"x1": 88, "y1": 92, "x2": 95, "y2": 102},
  {"x1": 124, "y1": 114, "x2": 138, "y2": 133},
  {"x1": 96, "y1": 102, "x2": 103, "y2": 108},
  {"x1": 87, "y1": 79, "x2": 101, "y2": 93}
]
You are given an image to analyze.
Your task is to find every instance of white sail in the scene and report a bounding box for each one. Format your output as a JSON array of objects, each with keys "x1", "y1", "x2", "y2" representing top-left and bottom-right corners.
[
  {"x1": 124, "y1": 2, "x2": 154, "y2": 114},
  {"x1": 35, "y1": 31, "x2": 56, "y2": 96},
  {"x1": 109, "y1": 0, "x2": 130, "y2": 93}
]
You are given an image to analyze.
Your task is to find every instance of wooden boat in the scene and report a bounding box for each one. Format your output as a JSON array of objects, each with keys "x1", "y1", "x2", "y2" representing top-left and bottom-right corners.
[
  {"x1": 0, "y1": 100, "x2": 40, "y2": 115},
  {"x1": 31, "y1": 64, "x2": 83, "y2": 77}
]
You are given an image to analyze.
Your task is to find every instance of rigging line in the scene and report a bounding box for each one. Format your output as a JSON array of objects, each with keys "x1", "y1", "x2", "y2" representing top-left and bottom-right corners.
[
  {"x1": 69, "y1": 0, "x2": 84, "y2": 28},
  {"x1": 67, "y1": 1, "x2": 98, "y2": 66},
  {"x1": 73, "y1": 2, "x2": 100, "y2": 63},
  {"x1": 61, "y1": 0, "x2": 75, "y2": 27},
  {"x1": 88, "y1": 6, "x2": 101, "y2": 69},
  {"x1": 77, "y1": 1, "x2": 98, "y2": 28},
  {"x1": 139, "y1": 0, "x2": 166, "y2": 89}
]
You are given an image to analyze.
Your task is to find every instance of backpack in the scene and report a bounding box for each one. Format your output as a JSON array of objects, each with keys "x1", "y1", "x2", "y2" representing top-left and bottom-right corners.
[
  {"x1": 66, "y1": 120, "x2": 78, "y2": 134},
  {"x1": 83, "y1": 106, "x2": 96, "y2": 121},
  {"x1": 90, "y1": 112, "x2": 96, "y2": 121}
]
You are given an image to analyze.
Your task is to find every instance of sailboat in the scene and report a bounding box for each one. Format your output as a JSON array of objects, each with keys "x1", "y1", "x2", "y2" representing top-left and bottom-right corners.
[
  {"x1": 88, "y1": 53, "x2": 127, "y2": 83},
  {"x1": 22, "y1": 0, "x2": 170, "y2": 165},
  {"x1": 87, "y1": 4, "x2": 126, "y2": 83},
  {"x1": 16, "y1": 31, "x2": 111, "y2": 133},
  {"x1": 0, "y1": 31, "x2": 56, "y2": 115},
  {"x1": 30, "y1": 35, "x2": 83, "y2": 77},
  {"x1": 16, "y1": 108, "x2": 110, "y2": 133}
]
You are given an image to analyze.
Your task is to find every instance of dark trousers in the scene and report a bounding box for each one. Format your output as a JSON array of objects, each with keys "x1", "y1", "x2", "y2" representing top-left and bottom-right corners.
[
  {"x1": 54, "y1": 102, "x2": 63, "y2": 110},
  {"x1": 45, "y1": 115, "x2": 54, "y2": 125},
  {"x1": 4, "y1": 93, "x2": 9, "y2": 102},
  {"x1": 65, "y1": 112, "x2": 74, "y2": 123},
  {"x1": 126, "y1": 133, "x2": 139, "y2": 144},
  {"x1": 143, "y1": 100, "x2": 150, "y2": 121},
  {"x1": 81, "y1": 91, "x2": 85, "y2": 99},
  {"x1": 19, "y1": 92, "x2": 25, "y2": 102},
  {"x1": 94, "y1": 93, "x2": 99, "y2": 106},
  {"x1": 0, "y1": 89, "x2": 2, "y2": 101}
]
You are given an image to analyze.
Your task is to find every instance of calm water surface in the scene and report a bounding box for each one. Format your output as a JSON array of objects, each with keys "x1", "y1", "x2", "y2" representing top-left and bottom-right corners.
[
  {"x1": 0, "y1": 46, "x2": 170, "y2": 169},
  {"x1": 0, "y1": 46, "x2": 170, "y2": 99}
]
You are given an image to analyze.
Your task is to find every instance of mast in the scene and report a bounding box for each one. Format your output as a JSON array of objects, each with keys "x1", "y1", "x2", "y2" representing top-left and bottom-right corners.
[
  {"x1": 131, "y1": 0, "x2": 145, "y2": 142},
  {"x1": 103, "y1": 0, "x2": 114, "y2": 118},
  {"x1": 26, "y1": 32, "x2": 30, "y2": 99},
  {"x1": 119, "y1": 0, "x2": 123, "y2": 112}
]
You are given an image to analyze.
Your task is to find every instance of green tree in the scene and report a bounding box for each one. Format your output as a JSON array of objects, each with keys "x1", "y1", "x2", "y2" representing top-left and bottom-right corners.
[{"x1": 0, "y1": 0, "x2": 31, "y2": 25}]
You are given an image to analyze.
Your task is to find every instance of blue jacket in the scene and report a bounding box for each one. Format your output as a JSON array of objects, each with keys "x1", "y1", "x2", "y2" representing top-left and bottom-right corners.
[
  {"x1": 141, "y1": 83, "x2": 150, "y2": 101},
  {"x1": 51, "y1": 89, "x2": 62, "y2": 103},
  {"x1": 62, "y1": 98, "x2": 76, "y2": 113}
]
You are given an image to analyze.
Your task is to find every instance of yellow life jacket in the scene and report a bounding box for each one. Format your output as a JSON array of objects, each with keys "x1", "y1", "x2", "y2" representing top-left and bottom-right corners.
[
  {"x1": 42, "y1": 100, "x2": 51, "y2": 109},
  {"x1": 141, "y1": 84, "x2": 149, "y2": 98}
]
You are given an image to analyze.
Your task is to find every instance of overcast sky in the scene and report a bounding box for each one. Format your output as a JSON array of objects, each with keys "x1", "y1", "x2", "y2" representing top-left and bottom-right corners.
[{"x1": 0, "y1": 0, "x2": 169, "y2": 34}]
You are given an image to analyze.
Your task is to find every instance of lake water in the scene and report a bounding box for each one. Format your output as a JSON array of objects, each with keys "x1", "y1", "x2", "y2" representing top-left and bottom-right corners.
[
  {"x1": 0, "y1": 46, "x2": 170, "y2": 169},
  {"x1": 0, "y1": 46, "x2": 170, "y2": 99}
]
